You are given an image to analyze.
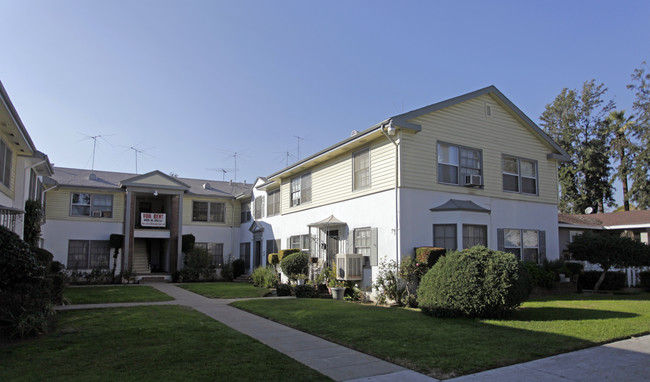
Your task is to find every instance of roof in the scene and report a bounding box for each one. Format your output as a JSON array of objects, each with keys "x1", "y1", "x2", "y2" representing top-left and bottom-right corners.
[
  {"x1": 308, "y1": 215, "x2": 346, "y2": 228},
  {"x1": 266, "y1": 86, "x2": 570, "y2": 180},
  {"x1": 559, "y1": 210, "x2": 650, "y2": 229},
  {"x1": 430, "y1": 199, "x2": 491, "y2": 213},
  {"x1": 49, "y1": 167, "x2": 253, "y2": 198},
  {"x1": 0, "y1": 81, "x2": 37, "y2": 155}
]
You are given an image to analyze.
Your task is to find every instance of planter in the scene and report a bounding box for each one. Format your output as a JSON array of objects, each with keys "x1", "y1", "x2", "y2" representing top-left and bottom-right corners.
[
  {"x1": 331, "y1": 287, "x2": 345, "y2": 300},
  {"x1": 297, "y1": 279, "x2": 305, "y2": 286}
]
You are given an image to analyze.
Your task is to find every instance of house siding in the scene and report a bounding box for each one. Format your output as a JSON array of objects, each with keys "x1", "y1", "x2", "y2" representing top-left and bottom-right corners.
[
  {"x1": 400, "y1": 94, "x2": 559, "y2": 205},
  {"x1": 45, "y1": 188, "x2": 125, "y2": 222},
  {"x1": 280, "y1": 137, "x2": 396, "y2": 214}
]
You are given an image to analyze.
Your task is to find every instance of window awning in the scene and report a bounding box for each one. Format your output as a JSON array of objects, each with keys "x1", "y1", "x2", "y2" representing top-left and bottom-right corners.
[
  {"x1": 430, "y1": 199, "x2": 491, "y2": 213},
  {"x1": 308, "y1": 215, "x2": 346, "y2": 228}
]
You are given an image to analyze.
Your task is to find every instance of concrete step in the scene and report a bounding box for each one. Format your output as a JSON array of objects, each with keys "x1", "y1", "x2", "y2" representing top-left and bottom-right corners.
[{"x1": 232, "y1": 274, "x2": 251, "y2": 283}]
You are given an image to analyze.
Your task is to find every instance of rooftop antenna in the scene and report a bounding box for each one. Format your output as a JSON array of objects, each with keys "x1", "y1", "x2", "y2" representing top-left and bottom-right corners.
[
  {"x1": 206, "y1": 168, "x2": 235, "y2": 181},
  {"x1": 295, "y1": 136, "x2": 305, "y2": 161},
  {"x1": 120, "y1": 142, "x2": 154, "y2": 174},
  {"x1": 216, "y1": 149, "x2": 248, "y2": 182},
  {"x1": 78, "y1": 133, "x2": 115, "y2": 170}
]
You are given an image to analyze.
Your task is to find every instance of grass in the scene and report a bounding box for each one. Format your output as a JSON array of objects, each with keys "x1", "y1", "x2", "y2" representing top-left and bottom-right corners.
[
  {"x1": 63, "y1": 285, "x2": 174, "y2": 304},
  {"x1": 231, "y1": 293, "x2": 650, "y2": 379},
  {"x1": 178, "y1": 282, "x2": 270, "y2": 299},
  {"x1": 0, "y1": 305, "x2": 331, "y2": 382}
]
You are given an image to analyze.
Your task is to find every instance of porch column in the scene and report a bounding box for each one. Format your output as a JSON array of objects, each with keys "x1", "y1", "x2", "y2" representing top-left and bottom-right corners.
[
  {"x1": 169, "y1": 195, "x2": 180, "y2": 273},
  {"x1": 126, "y1": 191, "x2": 136, "y2": 271}
]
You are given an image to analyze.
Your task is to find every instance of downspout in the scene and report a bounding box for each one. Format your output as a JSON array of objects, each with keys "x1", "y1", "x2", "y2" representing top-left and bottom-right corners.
[{"x1": 381, "y1": 120, "x2": 400, "y2": 267}]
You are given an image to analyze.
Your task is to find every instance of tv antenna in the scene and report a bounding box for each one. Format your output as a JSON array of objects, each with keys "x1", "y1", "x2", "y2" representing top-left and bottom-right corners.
[
  {"x1": 78, "y1": 133, "x2": 115, "y2": 170},
  {"x1": 217, "y1": 149, "x2": 248, "y2": 181},
  {"x1": 120, "y1": 142, "x2": 154, "y2": 174},
  {"x1": 274, "y1": 150, "x2": 294, "y2": 167},
  {"x1": 295, "y1": 135, "x2": 305, "y2": 161},
  {"x1": 206, "y1": 168, "x2": 235, "y2": 181}
]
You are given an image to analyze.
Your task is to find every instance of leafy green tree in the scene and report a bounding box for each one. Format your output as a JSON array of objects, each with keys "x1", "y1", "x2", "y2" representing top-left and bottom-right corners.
[
  {"x1": 23, "y1": 200, "x2": 43, "y2": 248},
  {"x1": 568, "y1": 231, "x2": 650, "y2": 293},
  {"x1": 540, "y1": 80, "x2": 615, "y2": 213},
  {"x1": 627, "y1": 61, "x2": 650, "y2": 208},
  {"x1": 606, "y1": 110, "x2": 635, "y2": 211}
]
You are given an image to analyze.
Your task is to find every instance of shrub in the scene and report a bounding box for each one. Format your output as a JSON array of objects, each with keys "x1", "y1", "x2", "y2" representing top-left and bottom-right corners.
[
  {"x1": 232, "y1": 258, "x2": 246, "y2": 278},
  {"x1": 524, "y1": 262, "x2": 556, "y2": 289},
  {"x1": 564, "y1": 261, "x2": 584, "y2": 277},
  {"x1": 578, "y1": 271, "x2": 626, "y2": 291},
  {"x1": 294, "y1": 284, "x2": 317, "y2": 298},
  {"x1": 181, "y1": 234, "x2": 196, "y2": 253},
  {"x1": 251, "y1": 265, "x2": 278, "y2": 288},
  {"x1": 276, "y1": 283, "x2": 292, "y2": 296},
  {"x1": 220, "y1": 260, "x2": 234, "y2": 281},
  {"x1": 280, "y1": 252, "x2": 309, "y2": 281},
  {"x1": 640, "y1": 271, "x2": 650, "y2": 291},
  {"x1": 278, "y1": 248, "x2": 301, "y2": 262},
  {"x1": 398, "y1": 257, "x2": 425, "y2": 307},
  {"x1": 268, "y1": 253, "x2": 279, "y2": 266},
  {"x1": 415, "y1": 247, "x2": 446, "y2": 270},
  {"x1": 182, "y1": 246, "x2": 215, "y2": 282},
  {"x1": 417, "y1": 246, "x2": 532, "y2": 318},
  {"x1": 373, "y1": 260, "x2": 405, "y2": 305},
  {"x1": 23, "y1": 199, "x2": 43, "y2": 248}
]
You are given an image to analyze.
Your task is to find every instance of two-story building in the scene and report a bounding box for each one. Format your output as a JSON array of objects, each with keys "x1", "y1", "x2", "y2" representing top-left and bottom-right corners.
[
  {"x1": 0, "y1": 81, "x2": 53, "y2": 240},
  {"x1": 41, "y1": 86, "x2": 569, "y2": 287}
]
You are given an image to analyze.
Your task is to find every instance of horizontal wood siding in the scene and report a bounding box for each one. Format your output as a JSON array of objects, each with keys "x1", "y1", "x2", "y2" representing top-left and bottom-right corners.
[
  {"x1": 281, "y1": 137, "x2": 395, "y2": 213},
  {"x1": 182, "y1": 196, "x2": 239, "y2": 226},
  {"x1": 401, "y1": 94, "x2": 558, "y2": 205},
  {"x1": 45, "y1": 188, "x2": 125, "y2": 222}
]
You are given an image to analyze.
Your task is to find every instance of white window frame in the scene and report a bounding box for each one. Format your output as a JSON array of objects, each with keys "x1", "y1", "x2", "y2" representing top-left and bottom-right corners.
[
  {"x1": 462, "y1": 224, "x2": 487, "y2": 249},
  {"x1": 267, "y1": 190, "x2": 281, "y2": 216},
  {"x1": 70, "y1": 193, "x2": 113, "y2": 218},
  {"x1": 192, "y1": 201, "x2": 225, "y2": 223},
  {"x1": 352, "y1": 147, "x2": 370, "y2": 191},
  {"x1": 290, "y1": 173, "x2": 312, "y2": 207},
  {"x1": 503, "y1": 228, "x2": 541, "y2": 263},
  {"x1": 254, "y1": 196, "x2": 265, "y2": 219},
  {"x1": 502, "y1": 155, "x2": 538, "y2": 195},
  {"x1": 196, "y1": 242, "x2": 225, "y2": 266},
  {"x1": 433, "y1": 224, "x2": 457, "y2": 250},
  {"x1": 67, "y1": 239, "x2": 110, "y2": 270},
  {"x1": 353, "y1": 227, "x2": 372, "y2": 257},
  {"x1": 241, "y1": 202, "x2": 252, "y2": 222},
  {"x1": 290, "y1": 234, "x2": 311, "y2": 252},
  {"x1": 437, "y1": 142, "x2": 482, "y2": 186}
]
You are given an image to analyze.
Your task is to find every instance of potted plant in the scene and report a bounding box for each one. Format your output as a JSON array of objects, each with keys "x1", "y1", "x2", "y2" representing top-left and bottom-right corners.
[
  {"x1": 329, "y1": 278, "x2": 347, "y2": 300},
  {"x1": 294, "y1": 273, "x2": 308, "y2": 286}
]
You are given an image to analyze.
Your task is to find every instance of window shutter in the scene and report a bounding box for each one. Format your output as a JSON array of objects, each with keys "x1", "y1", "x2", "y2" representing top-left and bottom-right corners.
[
  {"x1": 497, "y1": 228, "x2": 505, "y2": 252},
  {"x1": 539, "y1": 230, "x2": 546, "y2": 263},
  {"x1": 370, "y1": 227, "x2": 378, "y2": 266},
  {"x1": 286, "y1": 238, "x2": 291, "y2": 250}
]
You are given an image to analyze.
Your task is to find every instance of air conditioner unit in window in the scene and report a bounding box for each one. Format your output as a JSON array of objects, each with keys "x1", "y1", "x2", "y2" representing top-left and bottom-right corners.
[
  {"x1": 91, "y1": 210, "x2": 102, "y2": 217},
  {"x1": 335, "y1": 253, "x2": 363, "y2": 281},
  {"x1": 465, "y1": 174, "x2": 482, "y2": 187}
]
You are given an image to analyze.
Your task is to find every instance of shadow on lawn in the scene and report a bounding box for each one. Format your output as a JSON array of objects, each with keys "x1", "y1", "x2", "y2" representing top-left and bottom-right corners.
[{"x1": 510, "y1": 307, "x2": 638, "y2": 321}]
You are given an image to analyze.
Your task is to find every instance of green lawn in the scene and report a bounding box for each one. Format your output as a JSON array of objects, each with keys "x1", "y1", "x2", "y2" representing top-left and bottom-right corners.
[
  {"x1": 64, "y1": 285, "x2": 174, "y2": 304},
  {"x1": 231, "y1": 293, "x2": 650, "y2": 379},
  {"x1": 0, "y1": 306, "x2": 331, "y2": 382},
  {"x1": 179, "y1": 282, "x2": 270, "y2": 299}
]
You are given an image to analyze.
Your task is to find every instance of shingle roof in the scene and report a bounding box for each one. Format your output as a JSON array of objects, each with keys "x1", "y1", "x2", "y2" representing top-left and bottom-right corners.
[
  {"x1": 430, "y1": 199, "x2": 491, "y2": 213},
  {"x1": 50, "y1": 167, "x2": 252, "y2": 198},
  {"x1": 558, "y1": 210, "x2": 650, "y2": 228}
]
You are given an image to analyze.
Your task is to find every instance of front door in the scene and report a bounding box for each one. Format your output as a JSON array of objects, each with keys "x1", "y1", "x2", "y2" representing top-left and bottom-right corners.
[
  {"x1": 254, "y1": 240, "x2": 261, "y2": 268},
  {"x1": 327, "y1": 229, "x2": 340, "y2": 265}
]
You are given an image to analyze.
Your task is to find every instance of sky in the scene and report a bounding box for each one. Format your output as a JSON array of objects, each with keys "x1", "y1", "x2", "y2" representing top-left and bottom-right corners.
[{"x1": 1, "y1": 0, "x2": 648, "y2": 207}]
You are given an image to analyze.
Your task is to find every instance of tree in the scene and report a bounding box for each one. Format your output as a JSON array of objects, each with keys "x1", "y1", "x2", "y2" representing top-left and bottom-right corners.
[
  {"x1": 568, "y1": 231, "x2": 650, "y2": 292},
  {"x1": 627, "y1": 61, "x2": 650, "y2": 208},
  {"x1": 109, "y1": 234, "x2": 124, "y2": 283},
  {"x1": 540, "y1": 80, "x2": 615, "y2": 213},
  {"x1": 23, "y1": 200, "x2": 43, "y2": 248},
  {"x1": 606, "y1": 110, "x2": 635, "y2": 211}
]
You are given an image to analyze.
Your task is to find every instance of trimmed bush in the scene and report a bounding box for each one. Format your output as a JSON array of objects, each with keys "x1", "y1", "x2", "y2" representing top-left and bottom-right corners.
[
  {"x1": 294, "y1": 285, "x2": 317, "y2": 298},
  {"x1": 278, "y1": 248, "x2": 301, "y2": 262},
  {"x1": 415, "y1": 247, "x2": 446, "y2": 270},
  {"x1": 524, "y1": 262, "x2": 556, "y2": 289},
  {"x1": 251, "y1": 265, "x2": 278, "y2": 288},
  {"x1": 232, "y1": 258, "x2": 246, "y2": 278},
  {"x1": 182, "y1": 246, "x2": 215, "y2": 282},
  {"x1": 276, "y1": 283, "x2": 292, "y2": 296},
  {"x1": 417, "y1": 246, "x2": 532, "y2": 318},
  {"x1": 280, "y1": 251, "x2": 309, "y2": 281},
  {"x1": 268, "y1": 253, "x2": 279, "y2": 266},
  {"x1": 640, "y1": 271, "x2": 650, "y2": 291},
  {"x1": 181, "y1": 234, "x2": 196, "y2": 253},
  {"x1": 578, "y1": 271, "x2": 626, "y2": 291}
]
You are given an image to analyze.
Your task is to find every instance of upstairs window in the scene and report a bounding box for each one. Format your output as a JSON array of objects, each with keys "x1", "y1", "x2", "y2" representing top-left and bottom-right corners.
[
  {"x1": 0, "y1": 139, "x2": 12, "y2": 188},
  {"x1": 503, "y1": 156, "x2": 538, "y2": 195},
  {"x1": 267, "y1": 190, "x2": 281, "y2": 216},
  {"x1": 192, "y1": 201, "x2": 225, "y2": 223},
  {"x1": 291, "y1": 173, "x2": 312, "y2": 206},
  {"x1": 353, "y1": 148, "x2": 370, "y2": 190},
  {"x1": 240, "y1": 202, "x2": 251, "y2": 223},
  {"x1": 254, "y1": 196, "x2": 265, "y2": 219},
  {"x1": 71, "y1": 193, "x2": 113, "y2": 218},
  {"x1": 437, "y1": 142, "x2": 482, "y2": 186}
]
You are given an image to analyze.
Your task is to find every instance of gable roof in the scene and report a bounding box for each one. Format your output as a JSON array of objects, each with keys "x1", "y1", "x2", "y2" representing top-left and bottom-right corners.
[
  {"x1": 120, "y1": 170, "x2": 191, "y2": 190},
  {"x1": 267, "y1": 86, "x2": 569, "y2": 180},
  {"x1": 559, "y1": 210, "x2": 650, "y2": 229}
]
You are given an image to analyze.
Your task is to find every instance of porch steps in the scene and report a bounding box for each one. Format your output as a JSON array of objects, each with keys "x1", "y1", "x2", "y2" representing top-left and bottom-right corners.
[
  {"x1": 233, "y1": 273, "x2": 251, "y2": 283},
  {"x1": 138, "y1": 274, "x2": 171, "y2": 283},
  {"x1": 132, "y1": 240, "x2": 150, "y2": 274}
]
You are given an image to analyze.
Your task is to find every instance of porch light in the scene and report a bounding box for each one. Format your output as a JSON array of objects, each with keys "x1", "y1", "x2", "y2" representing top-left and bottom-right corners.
[{"x1": 153, "y1": 190, "x2": 158, "y2": 196}]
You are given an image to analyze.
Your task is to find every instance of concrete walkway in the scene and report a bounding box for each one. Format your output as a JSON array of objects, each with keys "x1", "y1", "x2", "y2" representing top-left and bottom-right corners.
[{"x1": 57, "y1": 283, "x2": 650, "y2": 382}]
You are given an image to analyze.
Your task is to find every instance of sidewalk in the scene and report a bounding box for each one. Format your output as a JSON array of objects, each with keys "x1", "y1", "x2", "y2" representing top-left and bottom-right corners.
[{"x1": 57, "y1": 283, "x2": 650, "y2": 382}]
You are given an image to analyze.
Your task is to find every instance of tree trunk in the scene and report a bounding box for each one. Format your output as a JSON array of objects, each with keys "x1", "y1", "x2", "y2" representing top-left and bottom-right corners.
[
  {"x1": 593, "y1": 270, "x2": 607, "y2": 293},
  {"x1": 618, "y1": 130, "x2": 630, "y2": 211}
]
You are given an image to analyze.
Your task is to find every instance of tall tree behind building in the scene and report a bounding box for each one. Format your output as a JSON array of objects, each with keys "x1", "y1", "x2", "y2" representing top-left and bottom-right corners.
[
  {"x1": 627, "y1": 62, "x2": 650, "y2": 209},
  {"x1": 540, "y1": 80, "x2": 615, "y2": 214}
]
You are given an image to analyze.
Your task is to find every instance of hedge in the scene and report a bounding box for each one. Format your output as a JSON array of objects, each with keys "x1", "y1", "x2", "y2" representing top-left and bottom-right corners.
[{"x1": 578, "y1": 271, "x2": 626, "y2": 291}]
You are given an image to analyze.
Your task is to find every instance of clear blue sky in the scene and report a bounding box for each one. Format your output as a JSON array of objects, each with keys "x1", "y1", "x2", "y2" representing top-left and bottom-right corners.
[{"x1": 1, "y1": 1, "x2": 648, "y2": 206}]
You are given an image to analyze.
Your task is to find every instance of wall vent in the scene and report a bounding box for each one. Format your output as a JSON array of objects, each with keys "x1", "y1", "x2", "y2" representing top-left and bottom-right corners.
[{"x1": 485, "y1": 103, "x2": 493, "y2": 117}]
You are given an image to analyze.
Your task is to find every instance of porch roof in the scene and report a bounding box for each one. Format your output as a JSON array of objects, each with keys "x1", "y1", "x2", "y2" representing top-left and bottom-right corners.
[
  {"x1": 430, "y1": 199, "x2": 491, "y2": 213},
  {"x1": 308, "y1": 215, "x2": 346, "y2": 228}
]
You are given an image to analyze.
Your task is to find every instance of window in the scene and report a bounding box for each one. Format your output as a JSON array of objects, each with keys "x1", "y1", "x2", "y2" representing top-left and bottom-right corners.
[
  {"x1": 0, "y1": 138, "x2": 12, "y2": 188},
  {"x1": 501, "y1": 229, "x2": 543, "y2": 263},
  {"x1": 267, "y1": 190, "x2": 281, "y2": 216},
  {"x1": 353, "y1": 148, "x2": 370, "y2": 190},
  {"x1": 196, "y1": 242, "x2": 224, "y2": 266},
  {"x1": 266, "y1": 239, "x2": 280, "y2": 256},
  {"x1": 463, "y1": 224, "x2": 487, "y2": 249},
  {"x1": 503, "y1": 156, "x2": 538, "y2": 195},
  {"x1": 290, "y1": 173, "x2": 311, "y2": 206},
  {"x1": 67, "y1": 240, "x2": 110, "y2": 269},
  {"x1": 437, "y1": 143, "x2": 481, "y2": 185},
  {"x1": 71, "y1": 193, "x2": 113, "y2": 217},
  {"x1": 241, "y1": 202, "x2": 251, "y2": 223},
  {"x1": 290, "y1": 234, "x2": 311, "y2": 251},
  {"x1": 433, "y1": 224, "x2": 457, "y2": 250},
  {"x1": 254, "y1": 196, "x2": 265, "y2": 219},
  {"x1": 353, "y1": 228, "x2": 371, "y2": 256},
  {"x1": 192, "y1": 201, "x2": 225, "y2": 222}
]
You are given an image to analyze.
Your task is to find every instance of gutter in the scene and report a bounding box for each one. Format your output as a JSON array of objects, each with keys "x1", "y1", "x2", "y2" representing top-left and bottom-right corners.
[{"x1": 380, "y1": 119, "x2": 400, "y2": 267}]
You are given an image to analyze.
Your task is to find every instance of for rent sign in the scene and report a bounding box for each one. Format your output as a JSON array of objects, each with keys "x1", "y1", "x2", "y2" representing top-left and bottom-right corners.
[{"x1": 141, "y1": 213, "x2": 166, "y2": 227}]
